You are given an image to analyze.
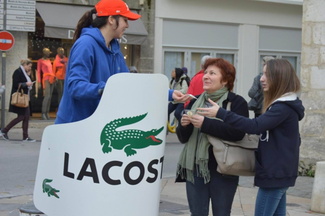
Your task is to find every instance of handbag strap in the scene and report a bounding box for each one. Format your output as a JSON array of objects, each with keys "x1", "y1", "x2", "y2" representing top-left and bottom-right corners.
[
  {"x1": 16, "y1": 83, "x2": 25, "y2": 93},
  {"x1": 226, "y1": 102, "x2": 231, "y2": 111}
]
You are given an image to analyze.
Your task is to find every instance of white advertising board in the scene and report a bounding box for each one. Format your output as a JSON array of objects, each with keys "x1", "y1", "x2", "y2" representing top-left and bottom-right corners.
[{"x1": 34, "y1": 73, "x2": 169, "y2": 216}]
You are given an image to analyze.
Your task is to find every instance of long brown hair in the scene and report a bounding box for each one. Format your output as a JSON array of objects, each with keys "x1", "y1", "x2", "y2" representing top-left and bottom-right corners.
[
  {"x1": 262, "y1": 59, "x2": 301, "y2": 112},
  {"x1": 73, "y1": 8, "x2": 120, "y2": 42}
]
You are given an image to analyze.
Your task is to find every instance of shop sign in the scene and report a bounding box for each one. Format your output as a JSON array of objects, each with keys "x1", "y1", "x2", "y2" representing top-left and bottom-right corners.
[
  {"x1": 0, "y1": 0, "x2": 3, "y2": 30},
  {"x1": 5, "y1": 0, "x2": 36, "y2": 32}
]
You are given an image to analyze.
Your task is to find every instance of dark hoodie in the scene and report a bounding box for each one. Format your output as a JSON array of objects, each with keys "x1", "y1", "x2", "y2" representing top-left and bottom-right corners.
[{"x1": 216, "y1": 93, "x2": 305, "y2": 188}]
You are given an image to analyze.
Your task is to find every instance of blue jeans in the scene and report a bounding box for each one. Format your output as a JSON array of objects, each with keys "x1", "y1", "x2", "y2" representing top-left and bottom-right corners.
[
  {"x1": 255, "y1": 187, "x2": 289, "y2": 216},
  {"x1": 186, "y1": 171, "x2": 239, "y2": 216}
]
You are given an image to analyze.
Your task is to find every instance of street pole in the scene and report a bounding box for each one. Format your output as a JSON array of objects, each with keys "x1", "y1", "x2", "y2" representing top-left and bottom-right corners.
[
  {"x1": 0, "y1": 0, "x2": 6, "y2": 129},
  {"x1": 1, "y1": 51, "x2": 6, "y2": 129}
]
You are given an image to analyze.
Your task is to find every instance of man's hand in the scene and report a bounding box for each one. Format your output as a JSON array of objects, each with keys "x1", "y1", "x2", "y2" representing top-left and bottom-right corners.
[
  {"x1": 196, "y1": 98, "x2": 220, "y2": 118},
  {"x1": 172, "y1": 90, "x2": 191, "y2": 102}
]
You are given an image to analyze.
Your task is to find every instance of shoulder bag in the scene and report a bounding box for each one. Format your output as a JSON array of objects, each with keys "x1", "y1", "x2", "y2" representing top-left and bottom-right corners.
[
  {"x1": 11, "y1": 84, "x2": 29, "y2": 108},
  {"x1": 207, "y1": 102, "x2": 259, "y2": 176}
]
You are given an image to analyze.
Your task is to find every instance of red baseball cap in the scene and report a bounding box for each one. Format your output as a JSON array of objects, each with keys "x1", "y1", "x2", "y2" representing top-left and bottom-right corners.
[{"x1": 95, "y1": 0, "x2": 141, "y2": 20}]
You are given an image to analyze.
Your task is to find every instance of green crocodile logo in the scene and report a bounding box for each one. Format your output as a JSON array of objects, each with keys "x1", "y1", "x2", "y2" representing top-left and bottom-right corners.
[
  {"x1": 100, "y1": 113, "x2": 164, "y2": 156},
  {"x1": 42, "y1": 179, "x2": 60, "y2": 198}
]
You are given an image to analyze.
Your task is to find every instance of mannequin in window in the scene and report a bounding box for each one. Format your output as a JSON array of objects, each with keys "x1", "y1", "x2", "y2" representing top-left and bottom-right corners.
[
  {"x1": 53, "y1": 47, "x2": 68, "y2": 105},
  {"x1": 37, "y1": 48, "x2": 55, "y2": 120}
]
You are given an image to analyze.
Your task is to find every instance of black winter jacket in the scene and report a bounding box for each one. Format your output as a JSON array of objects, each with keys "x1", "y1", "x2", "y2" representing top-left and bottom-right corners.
[
  {"x1": 176, "y1": 92, "x2": 249, "y2": 174},
  {"x1": 8, "y1": 67, "x2": 30, "y2": 115}
]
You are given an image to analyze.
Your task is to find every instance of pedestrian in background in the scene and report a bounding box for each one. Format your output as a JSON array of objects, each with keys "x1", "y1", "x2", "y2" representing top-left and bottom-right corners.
[
  {"x1": 168, "y1": 68, "x2": 189, "y2": 122},
  {"x1": 197, "y1": 58, "x2": 304, "y2": 216},
  {"x1": 1, "y1": 59, "x2": 36, "y2": 142},
  {"x1": 248, "y1": 56, "x2": 274, "y2": 117}
]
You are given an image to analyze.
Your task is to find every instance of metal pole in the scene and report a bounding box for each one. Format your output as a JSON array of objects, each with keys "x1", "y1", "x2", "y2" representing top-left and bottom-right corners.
[
  {"x1": 1, "y1": 0, "x2": 6, "y2": 129},
  {"x1": 1, "y1": 51, "x2": 6, "y2": 129}
]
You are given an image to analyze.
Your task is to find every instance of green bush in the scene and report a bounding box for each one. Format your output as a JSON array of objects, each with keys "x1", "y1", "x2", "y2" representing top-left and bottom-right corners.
[{"x1": 298, "y1": 160, "x2": 316, "y2": 177}]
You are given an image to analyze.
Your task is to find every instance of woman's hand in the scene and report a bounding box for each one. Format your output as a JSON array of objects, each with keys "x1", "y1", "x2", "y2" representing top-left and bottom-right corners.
[
  {"x1": 172, "y1": 90, "x2": 191, "y2": 102},
  {"x1": 180, "y1": 113, "x2": 204, "y2": 128},
  {"x1": 189, "y1": 114, "x2": 204, "y2": 128},
  {"x1": 26, "y1": 81, "x2": 34, "y2": 87},
  {"x1": 180, "y1": 114, "x2": 191, "y2": 127},
  {"x1": 196, "y1": 98, "x2": 220, "y2": 117}
]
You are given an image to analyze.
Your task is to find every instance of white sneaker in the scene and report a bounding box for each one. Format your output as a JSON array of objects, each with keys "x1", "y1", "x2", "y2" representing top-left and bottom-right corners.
[
  {"x1": 23, "y1": 137, "x2": 36, "y2": 142},
  {"x1": 0, "y1": 130, "x2": 9, "y2": 140}
]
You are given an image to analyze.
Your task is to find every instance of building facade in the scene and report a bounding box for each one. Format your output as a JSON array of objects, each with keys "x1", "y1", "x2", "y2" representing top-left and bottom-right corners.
[{"x1": 154, "y1": 0, "x2": 302, "y2": 101}]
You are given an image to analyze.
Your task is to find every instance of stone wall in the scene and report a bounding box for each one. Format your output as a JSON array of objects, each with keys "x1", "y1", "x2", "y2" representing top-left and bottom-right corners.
[{"x1": 300, "y1": 0, "x2": 325, "y2": 161}]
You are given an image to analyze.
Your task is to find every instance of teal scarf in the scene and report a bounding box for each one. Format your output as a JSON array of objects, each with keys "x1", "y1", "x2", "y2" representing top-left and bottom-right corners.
[{"x1": 176, "y1": 87, "x2": 228, "y2": 183}]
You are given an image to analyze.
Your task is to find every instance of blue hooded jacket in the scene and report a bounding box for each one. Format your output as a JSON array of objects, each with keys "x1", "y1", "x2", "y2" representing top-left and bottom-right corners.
[{"x1": 55, "y1": 27, "x2": 129, "y2": 124}]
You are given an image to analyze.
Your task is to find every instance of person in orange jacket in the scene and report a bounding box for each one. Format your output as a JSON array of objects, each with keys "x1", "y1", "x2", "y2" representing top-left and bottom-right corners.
[{"x1": 53, "y1": 47, "x2": 68, "y2": 105}]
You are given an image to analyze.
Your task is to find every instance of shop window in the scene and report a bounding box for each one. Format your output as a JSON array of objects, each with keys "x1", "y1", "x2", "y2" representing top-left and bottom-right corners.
[
  {"x1": 190, "y1": 53, "x2": 210, "y2": 78},
  {"x1": 259, "y1": 54, "x2": 300, "y2": 76},
  {"x1": 164, "y1": 52, "x2": 184, "y2": 81},
  {"x1": 215, "y1": 53, "x2": 235, "y2": 65}
]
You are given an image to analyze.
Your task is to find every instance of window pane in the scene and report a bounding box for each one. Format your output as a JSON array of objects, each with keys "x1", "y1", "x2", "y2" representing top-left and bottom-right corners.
[
  {"x1": 259, "y1": 55, "x2": 276, "y2": 74},
  {"x1": 282, "y1": 56, "x2": 297, "y2": 72},
  {"x1": 164, "y1": 51, "x2": 184, "y2": 80},
  {"x1": 216, "y1": 54, "x2": 234, "y2": 64},
  {"x1": 191, "y1": 52, "x2": 210, "y2": 78}
]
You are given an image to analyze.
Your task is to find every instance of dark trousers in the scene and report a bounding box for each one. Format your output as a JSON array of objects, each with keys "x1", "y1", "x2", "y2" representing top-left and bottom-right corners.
[
  {"x1": 186, "y1": 171, "x2": 239, "y2": 216},
  {"x1": 168, "y1": 102, "x2": 184, "y2": 122},
  {"x1": 3, "y1": 107, "x2": 30, "y2": 139}
]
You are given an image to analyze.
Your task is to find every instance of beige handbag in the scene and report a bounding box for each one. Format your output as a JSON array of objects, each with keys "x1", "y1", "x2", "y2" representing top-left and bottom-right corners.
[
  {"x1": 11, "y1": 84, "x2": 29, "y2": 108},
  {"x1": 208, "y1": 134, "x2": 259, "y2": 176},
  {"x1": 207, "y1": 102, "x2": 259, "y2": 176}
]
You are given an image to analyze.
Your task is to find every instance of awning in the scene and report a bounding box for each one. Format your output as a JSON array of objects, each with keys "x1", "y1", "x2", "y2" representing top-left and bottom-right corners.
[{"x1": 36, "y1": 2, "x2": 148, "y2": 45}]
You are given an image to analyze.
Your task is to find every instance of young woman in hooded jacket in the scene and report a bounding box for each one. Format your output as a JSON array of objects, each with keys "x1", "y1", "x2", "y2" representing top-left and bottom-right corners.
[
  {"x1": 196, "y1": 58, "x2": 305, "y2": 216},
  {"x1": 55, "y1": 0, "x2": 187, "y2": 124}
]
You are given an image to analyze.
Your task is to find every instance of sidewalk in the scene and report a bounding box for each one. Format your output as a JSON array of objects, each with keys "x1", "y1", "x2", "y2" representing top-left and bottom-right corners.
[
  {"x1": 159, "y1": 177, "x2": 324, "y2": 216},
  {"x1": 0, "y1": 121, "x2": 324, "y2": 216}
]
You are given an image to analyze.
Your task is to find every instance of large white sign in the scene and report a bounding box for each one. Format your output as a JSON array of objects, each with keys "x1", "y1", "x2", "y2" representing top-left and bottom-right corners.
[{"x1": 34, "y1": 73, "x2": 169, "y2": 216}]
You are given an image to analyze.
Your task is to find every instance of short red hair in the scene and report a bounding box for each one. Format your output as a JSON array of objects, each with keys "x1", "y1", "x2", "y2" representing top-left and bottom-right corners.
[{"x1": 203, "y1": 58, "x2": 236, "y2": 91}]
